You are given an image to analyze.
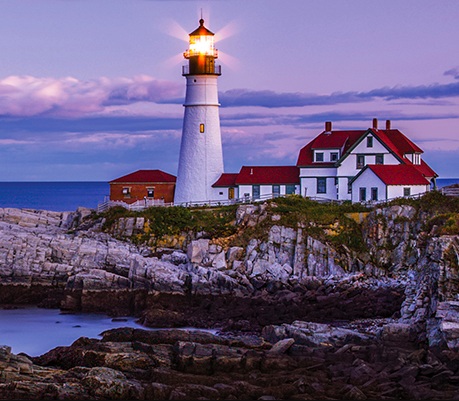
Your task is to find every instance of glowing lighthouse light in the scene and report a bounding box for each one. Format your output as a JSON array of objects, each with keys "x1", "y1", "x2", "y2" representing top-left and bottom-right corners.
[
  {"x1": 186, "y1": 32, "x2": 216, "y2": 57},
  {"x1": 174, "y1": 18, "x2": 224, "y2": 204}
]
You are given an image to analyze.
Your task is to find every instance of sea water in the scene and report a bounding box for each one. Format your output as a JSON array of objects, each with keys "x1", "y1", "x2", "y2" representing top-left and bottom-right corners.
[
  {"x1": 0, "y1": 182, "x2": 109, "y2": 212},
  {"x1": 0, "y1": 307, "x2": 146, "y2": 356}
]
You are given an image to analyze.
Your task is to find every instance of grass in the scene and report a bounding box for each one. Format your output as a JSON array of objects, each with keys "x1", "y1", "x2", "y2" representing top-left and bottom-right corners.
[
  {"x1": 97, "y1": 191, "x2": 459, "y2": 251},
  {"x1": 100, "y1": 204, "x2": 238, "y2": 242}
]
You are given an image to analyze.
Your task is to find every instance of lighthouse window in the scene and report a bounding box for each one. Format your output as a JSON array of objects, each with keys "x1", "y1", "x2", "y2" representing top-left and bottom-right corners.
[{"x1": 200, "y1": 124, "x2": 205, "y2": 133}]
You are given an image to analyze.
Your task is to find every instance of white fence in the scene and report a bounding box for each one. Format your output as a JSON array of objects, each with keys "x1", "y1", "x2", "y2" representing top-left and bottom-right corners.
[{"x1": 441, "y1": 187, "x2": 459, "y2": 197}]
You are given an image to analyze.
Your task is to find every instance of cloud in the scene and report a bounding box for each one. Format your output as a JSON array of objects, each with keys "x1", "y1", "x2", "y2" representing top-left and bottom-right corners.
[
  {"x1": 0, "y1": 75, "x2": 183, "y2": 118},
  {"x1": 444, "y1": 67, "x2": 459, "y2": 80},
  {"x1": 1, "y1": 71, "x2": 459, "y2": 118},
  {"x1": 218, "y1": 79, "x2": 459, "y2": 108},
  {"x1": 220, "y1": 110, "x2": 459, "y2": 128}
]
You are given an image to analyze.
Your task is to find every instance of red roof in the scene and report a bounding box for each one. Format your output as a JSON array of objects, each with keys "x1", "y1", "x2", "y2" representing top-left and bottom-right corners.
[
  {"x1": 110, "y1": 170, "x2": 176, "y2": 184},
  {"x1": 297, "y1": 127, "x2": 430, "y2": 169},
  {"x1": 235, "y1": 166, "x2": 299, "y2": 185},
  {"x1": 297, "y1": 130, "x2": 365, "y2": 166},
  {"x1": 212, "y1": 173, "x2": 238, "y2": 187},
  {"x1": 367, "y1": 165, "x2": 430, "y2": 186}
]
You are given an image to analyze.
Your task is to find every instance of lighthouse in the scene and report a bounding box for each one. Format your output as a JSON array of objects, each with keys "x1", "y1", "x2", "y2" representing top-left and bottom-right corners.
[{"x1": 174, "y1": 18, "x2": 224, "y2": 204}]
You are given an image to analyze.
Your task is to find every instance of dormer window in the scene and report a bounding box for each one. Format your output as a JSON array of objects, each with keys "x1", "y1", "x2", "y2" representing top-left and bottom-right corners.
[
  {"x1": 413, "y1": 154, "x2": 421, "y2": 165},
  {"x1": 330, "y1": 152, "x2": 339, "y2": 162},
  {"x1": 367, "y1": 136, "x2": 373, "y2": 148},
  {"x1": 315, "y1": 152, "x2": 324, "y2": 162}
]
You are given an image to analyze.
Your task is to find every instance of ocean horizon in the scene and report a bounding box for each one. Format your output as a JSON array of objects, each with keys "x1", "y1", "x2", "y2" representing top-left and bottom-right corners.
[
  {"x1": 0, "y1": 178, "x2": 456, "y2": 212},
  {"x1": 0, "y1": 181, "x2": 109, "y2": 212}
]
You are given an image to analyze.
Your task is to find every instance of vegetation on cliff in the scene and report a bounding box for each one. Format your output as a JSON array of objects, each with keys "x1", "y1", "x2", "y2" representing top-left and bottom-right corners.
[{"x1": 98, "y1": 195, "x2": 371, "y2": 253}]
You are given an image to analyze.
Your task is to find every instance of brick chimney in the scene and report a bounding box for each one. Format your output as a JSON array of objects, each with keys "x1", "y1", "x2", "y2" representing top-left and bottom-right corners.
[
  {"x1": 372, "y1": 118, "x2": 378, "y2": 129},
  {"x1": 325, "y1": 121, "x2": 332, "y2": 132},
  {"x1": 386, "y1": 120, "x2": 391, "y2": 130}
]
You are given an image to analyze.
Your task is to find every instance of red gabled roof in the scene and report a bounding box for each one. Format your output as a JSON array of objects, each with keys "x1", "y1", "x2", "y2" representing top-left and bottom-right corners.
[
  {"x1": 212, "y1": 173, "x2": 238, "y2": 187},
  {"x1": 235, "y1": 166, "x2": 299, "y2": 185},
  {"x1": 367, "y1": 165, "x2": 430, "y2": 186},
  {"x1": 297, "y1": 130, "x2": 366, "y2": 166},
  {"x1": 110, "y1": 170, "x2": 176, "y2": 184},
  {"x1": 297, "y1": 126, "x2": 429, "y2": 168}
]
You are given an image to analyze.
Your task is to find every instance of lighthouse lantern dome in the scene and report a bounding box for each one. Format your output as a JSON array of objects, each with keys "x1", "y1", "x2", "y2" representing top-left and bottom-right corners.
[{"x1": 184, "y1": 19, "x2": 218, "y2": 59}]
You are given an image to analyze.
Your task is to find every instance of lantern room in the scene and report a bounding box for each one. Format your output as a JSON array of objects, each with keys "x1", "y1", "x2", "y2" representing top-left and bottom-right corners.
[{"x1": 183, "y1": 19, "x2": 221, "y2": 76}]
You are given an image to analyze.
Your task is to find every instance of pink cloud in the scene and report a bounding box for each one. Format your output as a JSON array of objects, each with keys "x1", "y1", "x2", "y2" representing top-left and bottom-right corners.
[{"x1": 0, "y1": 75, "x2": 183, "y2": 118}]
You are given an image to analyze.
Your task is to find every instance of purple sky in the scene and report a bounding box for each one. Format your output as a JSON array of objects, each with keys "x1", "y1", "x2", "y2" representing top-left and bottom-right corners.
[{"x1": 0, "y1": 0, "x2": 458, "y2": 181}]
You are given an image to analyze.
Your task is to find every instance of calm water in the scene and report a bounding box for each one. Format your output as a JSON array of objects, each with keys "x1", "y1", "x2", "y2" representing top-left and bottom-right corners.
[
  {"x1": 0, "y1": 182, "x2": 109, "y2": 212},
  {"x1": 0, "y1": 307, "x2": 146, "y2": 356}
]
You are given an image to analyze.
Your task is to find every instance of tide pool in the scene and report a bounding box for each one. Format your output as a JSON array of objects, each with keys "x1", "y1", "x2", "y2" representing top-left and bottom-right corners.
[{"x1": 0, "y1": 307, "x2": 145, "y2": 356}]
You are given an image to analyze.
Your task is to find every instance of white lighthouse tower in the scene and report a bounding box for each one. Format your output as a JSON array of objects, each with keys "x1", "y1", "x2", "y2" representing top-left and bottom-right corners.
[{"x1": 174, "y1": 18, "x2": 224, "y2": 204}]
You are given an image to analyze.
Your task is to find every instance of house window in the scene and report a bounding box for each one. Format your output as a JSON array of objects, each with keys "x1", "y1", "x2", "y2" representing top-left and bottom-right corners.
[
  {"x1": 404, "y1": 187, "x2": 411, "y2": 197},
  {"x1": 360, "y1": 187, "x2": 367, "y2": 202},
  {"x1": 348, "y1": 178, "x2": 352, "y2": 194},
  {"x1": 253, "y1": 185, "x2": 260, "y2": 199},
  {"x1": 200, "y1": 124, "x2": 205, "y2": 133},
  {"x1": 376, "y1": 154, "x2": 384, "y2": 165},
  {"x1": 317, "y1": 178, "x2": 326, "y2": 194},
  {"x1": 122, "y1": 187, "x2": 131, "y2": 199},
  {"x1": 286, "y1": 184, "x2": 295, "y2": 195},
  {"x1": 315, "y1": 152, "x2": 324, "y2": 162},
  {"x1": 367, "y1": 136, "x2": 373, "y2": 148},
  {"x1": 334, "y1": 177, "x2": 338, "y2": 186},
  {"x1": 330, "y1": 152, "x2": 339, "y2": 162},
  {"x1": 273, "y1": 184, "x2": 280, "y2": 197},
  {"x1": 147, "y1": 188, "x2": 155, "y2": 198},
  {"x1": 371, "y1": 187, "x2": 378, "y2": 201},
  {"x1": 357, "y1": 155, "x2": 365, "y2": 169}
]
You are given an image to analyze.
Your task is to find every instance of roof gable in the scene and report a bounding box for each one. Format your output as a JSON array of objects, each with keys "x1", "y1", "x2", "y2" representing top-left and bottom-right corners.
[
  {"x1": 297, "y1": 126, "x2": 428, "y2": 168},
  {"x1": 110, "y1": 170, "x2": 176, "y2": 184}
]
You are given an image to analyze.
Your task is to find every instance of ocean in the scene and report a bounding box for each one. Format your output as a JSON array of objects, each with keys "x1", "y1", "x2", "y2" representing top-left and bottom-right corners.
[{"x1": 0, "y1": 182, "x2": 109, "y2": 212}]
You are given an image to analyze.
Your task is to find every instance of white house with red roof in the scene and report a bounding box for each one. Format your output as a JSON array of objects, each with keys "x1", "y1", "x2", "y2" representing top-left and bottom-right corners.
[
  {"x1": 296, "y1": 119, "x2": 437, "y2": 202},
  {"x1": 211, "y1": 118, "x2": 436, "y2": 204}
]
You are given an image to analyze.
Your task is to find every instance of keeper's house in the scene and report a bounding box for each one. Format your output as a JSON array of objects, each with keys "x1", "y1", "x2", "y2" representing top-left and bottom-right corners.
[
  {"x1": 296, "y1": 119, "x2": 437, "y2": 202},
  {"x1": 109, "y1": 170, "x2": 176, "y2": 204}
]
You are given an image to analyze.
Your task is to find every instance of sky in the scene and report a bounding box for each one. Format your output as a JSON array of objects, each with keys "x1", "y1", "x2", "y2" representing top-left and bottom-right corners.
[{"x1": 0, "y1": 0, "x2": 458, "y2": 181}]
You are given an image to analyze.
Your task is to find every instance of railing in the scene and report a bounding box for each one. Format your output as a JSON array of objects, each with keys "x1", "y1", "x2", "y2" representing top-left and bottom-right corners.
[
  {"x1": 182, "y1": 64, "x2": 221, "y2": 76},
  {"x1": 97, "y1": 192, "x2": 302, "y2": 213},
  {"x1": 441, "y1": 187, "x2": 459, "y2": 197}
]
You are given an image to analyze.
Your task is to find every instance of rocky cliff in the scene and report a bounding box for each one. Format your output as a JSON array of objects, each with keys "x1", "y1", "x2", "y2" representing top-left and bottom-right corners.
[{"x1": 0, "y1": 195, "x2": 458, "y2": 350}]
